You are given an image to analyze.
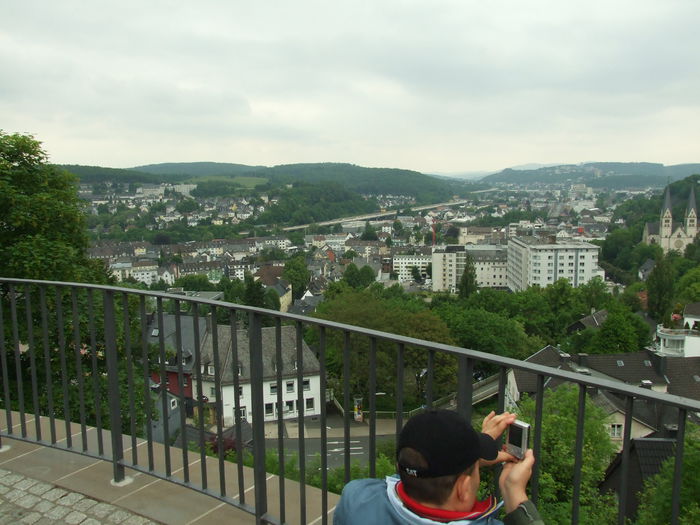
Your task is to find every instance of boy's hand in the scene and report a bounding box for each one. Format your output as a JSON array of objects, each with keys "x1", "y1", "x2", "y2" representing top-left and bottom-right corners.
[
  {"x1": 499, "y1": 449, "x2": 535, "y2": 513},
  {"x1": 481, "y1": 410, "x2": 517, "y2": 441}
]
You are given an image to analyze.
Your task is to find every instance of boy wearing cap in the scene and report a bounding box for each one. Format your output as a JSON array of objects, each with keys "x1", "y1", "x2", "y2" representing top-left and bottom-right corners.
[{"x1": 334, "y1": 409, "x2": 544, "y2": 524}]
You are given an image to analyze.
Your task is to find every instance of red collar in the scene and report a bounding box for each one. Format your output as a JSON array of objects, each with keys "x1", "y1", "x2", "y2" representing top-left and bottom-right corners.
[{"x1": 396, "y1": 481, "x2": 498, "y2": 522}]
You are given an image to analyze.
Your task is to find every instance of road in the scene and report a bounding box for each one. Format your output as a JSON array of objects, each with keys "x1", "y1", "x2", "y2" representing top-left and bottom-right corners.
[
  {"x1": 265, "y1": 434, "x2": 397, "y2": 470},
  {"x1": 281, "y1": 198, "x2": 476, "y2": 232}
]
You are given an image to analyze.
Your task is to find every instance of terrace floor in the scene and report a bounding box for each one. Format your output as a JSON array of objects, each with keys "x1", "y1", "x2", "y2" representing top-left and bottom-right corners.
[{"x1": 0, "y1": 412, "x2": 341, "y2": 524}]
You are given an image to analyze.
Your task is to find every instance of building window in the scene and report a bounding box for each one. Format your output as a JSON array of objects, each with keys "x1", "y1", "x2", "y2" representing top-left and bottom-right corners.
[
  {"x1": 170, "y1": 398, "x2": 178, "y2": 410},
  {"x1": 208, "y1": 365, "x2": 215, "y2": 376},
  {"x1": 610, "y1": 424, "x2": 623, "y2": 438},
  {"x1": 286, "y1": 380, "x2": 294, "y2": 393},
  {"x1": 270, "y1": 383, "x2": 278, "y2": 395},
  {"x1": 238, "y1": 386, "x2": 243, "y2": 397},
  {"x1": 285, "y1": 400, "x2": 294, "y2": 413},
  {"x1": 209, "y1": 387, "x2": 216, "y2": 397},
  {"x1": 303, "y1": 379, "x2": 310, "y2": 391},
  {"x1": 306, "y1": 398, "x2": 315, "y2": 411},
  {"x1": 265, "y1": 403, "x2": 273, "y2": 416}
]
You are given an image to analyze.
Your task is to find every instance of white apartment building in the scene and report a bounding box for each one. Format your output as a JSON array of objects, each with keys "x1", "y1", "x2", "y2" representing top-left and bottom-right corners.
[
  {"x1": 507, "y1": 236, "x2": 603, "y2": 292},
  {"x1": 393, "y1": 254, "x2": 432, "y2": 282},
  {"x1": 431, "y1": 245, "x2": 508, "y2": 293}
]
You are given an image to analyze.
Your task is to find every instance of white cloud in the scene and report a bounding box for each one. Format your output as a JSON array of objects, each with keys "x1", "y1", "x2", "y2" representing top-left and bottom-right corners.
[{"x1": 1, "y1": 0, "x2": 699, "y2": 171}]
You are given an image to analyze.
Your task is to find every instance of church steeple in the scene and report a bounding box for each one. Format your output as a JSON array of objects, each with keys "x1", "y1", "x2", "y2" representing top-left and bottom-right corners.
[
  {"x1": 660, "y1": 186, "x2": 673, "y2": 237},
  {"x1": 686, "y1": 185, "x2": 697, "y2": 236}
]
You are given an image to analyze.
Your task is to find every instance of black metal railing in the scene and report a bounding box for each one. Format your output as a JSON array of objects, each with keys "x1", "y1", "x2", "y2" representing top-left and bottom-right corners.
[{"x1": 1, "y1": 278, "x2": 699, "y2": 525}]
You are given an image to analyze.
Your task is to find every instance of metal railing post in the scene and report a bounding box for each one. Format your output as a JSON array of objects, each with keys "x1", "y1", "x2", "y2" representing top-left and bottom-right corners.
[
  {"x1": 670, "y1": 408, "x2": 686, "y2": 525},
  {"x1": 248, "y1": 311, "x2": 268, "y2": 523},
  {"x1": 103, "y1": 290, "x2": 125, "y2": 483},
  {"x1": 617, "y1": 395, "x2": 634, "y2": 525},
  {"x1": 571, "y1": 384, "x2": 586, "y2": 525}
]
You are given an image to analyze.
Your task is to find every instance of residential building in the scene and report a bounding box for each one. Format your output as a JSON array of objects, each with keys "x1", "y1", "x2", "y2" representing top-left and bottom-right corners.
[
  {"x1": 506, "y1": 347, "x2": 697, "y2": 452},
  {"x1": 147, "y1": 313, "x2": 209, "y2": 416},
  {"x1": 655, "y1": 302, "x2": 700, "y2": 357},
  {"x1": 200, "y1": 325, "x2": 321, "y2": 425},
  {"x1": 506, "y1": 236, "x2": 602, "y2": 292},
  {"x1": 431, "y1": 245, "x2": 507, "y2": 293},
  {"x1": 458, "y1": 226, "x2": 494, "y2": 245},
  {"x1": 393, "y1": 254, "x2": 432, "y2": 282},
  {"x1": 601, "y1": 438, "x2": 675, "y2": 519}
]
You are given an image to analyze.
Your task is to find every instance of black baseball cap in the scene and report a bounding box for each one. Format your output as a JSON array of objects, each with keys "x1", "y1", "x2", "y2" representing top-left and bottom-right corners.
[{"x1": 397, "y1": 409, "x2": 499, "y2": 478}]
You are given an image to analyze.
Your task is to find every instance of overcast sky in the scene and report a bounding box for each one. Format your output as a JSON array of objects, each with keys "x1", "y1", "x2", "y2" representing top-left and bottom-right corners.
[{"x1": 2, "y1": 1, "x2": 699, "y2": 173}]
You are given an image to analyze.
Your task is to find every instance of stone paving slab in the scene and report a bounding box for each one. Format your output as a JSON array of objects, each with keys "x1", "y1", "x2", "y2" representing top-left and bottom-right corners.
[{"x1": 0, "y1": 468, "x2": 160, "y2": 525}]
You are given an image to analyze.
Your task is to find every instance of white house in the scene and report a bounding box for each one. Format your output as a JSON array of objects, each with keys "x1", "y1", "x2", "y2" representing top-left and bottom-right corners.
[
  {"x1": 656, "y1": 302, "x2": 700, "y2": 357},
  {"x1": 199, "y1": 325, "x2": 321, "y2": 426}
]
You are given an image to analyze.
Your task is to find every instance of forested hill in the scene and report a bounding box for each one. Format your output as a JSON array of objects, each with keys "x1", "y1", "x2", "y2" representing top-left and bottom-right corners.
[
  {"x1": 134, "y1": 161, "x2": 455, "y2": 200},
  {"x1": 63, "y1": 161, "x2": 465, "y2": 203},
  {"x1": 482, "y1": 162, "x2": 700, "y2": 188},
  {"x1": 60, "y1": 164, "x2": 185, "y2": 184},
  {"x1": 130, "y1": 161, "x2": 266, "y2": 177}
]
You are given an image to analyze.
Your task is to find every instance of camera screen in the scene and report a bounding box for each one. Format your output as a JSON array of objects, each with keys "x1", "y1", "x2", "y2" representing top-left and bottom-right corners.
[{"x1": 509, "y1": 424, "x2": 523, "y2": 445}]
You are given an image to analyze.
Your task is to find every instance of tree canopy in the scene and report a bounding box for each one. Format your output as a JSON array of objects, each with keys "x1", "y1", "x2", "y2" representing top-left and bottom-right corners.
[
  {"x1": 457, "y1": 254, "x2": 478, "y2": 299},
  {"x1": 518, "y1": 385, "x2": 617, "y2": 524},
  {"x1": 635, "y1": 424, "x2": 700, "y2": 524},
  {"x1": 0, "y1": 131, "x2": 107, "y2": 283},
  {"x1": 283, "y1": 255, "x2": 311, "y2": 300}
]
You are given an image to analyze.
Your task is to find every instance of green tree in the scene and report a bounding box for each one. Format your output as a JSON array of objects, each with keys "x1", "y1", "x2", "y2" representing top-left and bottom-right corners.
[
  {"x1": 287, "y1": 231, "x2": 305, "y2": 246},
  {"x1": 358, "y1": 265, "x2": 376, "y2": 288},
  {"x1": 343, "y1": 263, "x2": 362, "y2": 288},
  {"x1": 360, "y1": 222, "x2": 378, "y2": 241},
  {"x1": 218, "y1": 276, "x2": 245, "y2": 305},
  {"x1": 410, "y1": 265, "x2": 422, "y2": 283},
  {"x1": 174, "y1": 274, "x2": 216, "y2": 291},
  {"x1": 457, "y1": 254, "x2": 478, "y2": 299},
  {"x1": 243, "y1": 273, "x2": 266, "y2": 308},
  {"x1": 312, "y1": 289, "x2": 456, "y2": 408},
  {"x1": 264, "y1": 287, "x2": 281, "y2": 311},
  {"x1": 588, "y1": 309, "x2": 641, "y2": 354},
  {"x1": 0, "y1": 131, "x2": 107, "y2": 282},
  {"x1": 519, "y1": 385, "x2": 617, "y2": 525},
  {"x1": 578, "y1": 276, "x2": 610, "y2": 312},
  {"x1": 435, "y1": 304, "x2": 541, "y2": 362},
  {"x1": 677, "y1": 266, "x2": 700, "y2": 304},
  {"x1": 175, "y1": 198, "x2": 199, "y2": 214},
  {"x1": 620, "y1": 282, "x2": 645, "y2": 312},
  {"x1": 283, "y1": 255, "x2": 310, "y2": 300},
  {"x1": 647, "y1": 255, "x2": 675, "y2": 322},
  {"x1": 635, "y1": 425, "x2": 700, "y2": 525},
  {"x1": 542, "y1": 279, "x2": 585, "y2": 341}
]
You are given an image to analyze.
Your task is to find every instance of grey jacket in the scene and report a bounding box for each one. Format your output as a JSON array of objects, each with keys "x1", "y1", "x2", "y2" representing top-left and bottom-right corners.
[{"x1": 333, "y1": 477, "x2": 544, "y2": 525}]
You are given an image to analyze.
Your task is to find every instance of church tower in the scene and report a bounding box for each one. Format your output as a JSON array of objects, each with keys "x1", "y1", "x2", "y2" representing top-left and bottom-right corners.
[
  {"x1": 660, "y1": 186, "x2": 673, "y2": 239},
  {"x1": 686, "y1": 185, "x2": 698, "y2": 238}
]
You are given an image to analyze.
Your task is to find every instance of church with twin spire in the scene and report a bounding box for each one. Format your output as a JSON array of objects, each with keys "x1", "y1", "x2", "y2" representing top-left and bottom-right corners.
[{"x1": 643, "y1": 185, "x2": 698, "y2": 253}]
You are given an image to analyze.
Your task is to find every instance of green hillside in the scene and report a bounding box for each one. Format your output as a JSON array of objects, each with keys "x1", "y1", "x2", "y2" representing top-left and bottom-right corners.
[
  {"x1": 117, "y1": 161, "x2": 457, "y2": 203},
  {"x1": 482, "y1": 162, "x2": 700, "y2": 187},
  {"x1": 131, "y1": 161, "x2": 266, "y2": 177},
  {"x1": 59, "y1": 164, "x2": 180, "y2": 183}
]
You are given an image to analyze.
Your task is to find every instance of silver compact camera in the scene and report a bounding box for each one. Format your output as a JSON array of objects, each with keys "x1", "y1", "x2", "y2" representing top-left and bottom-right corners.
[{"x1": 505, "y1": 419, "x2": 530, "y2": 460}]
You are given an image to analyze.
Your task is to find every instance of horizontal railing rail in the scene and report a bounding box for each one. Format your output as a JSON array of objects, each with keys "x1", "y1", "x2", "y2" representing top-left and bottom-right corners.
[{"x1": 1, "y1": 277, "x2": 699, "y2": 525}]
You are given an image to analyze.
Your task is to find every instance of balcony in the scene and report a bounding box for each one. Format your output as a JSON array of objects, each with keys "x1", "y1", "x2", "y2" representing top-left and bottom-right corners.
[
  {"x1": 2, "y1": 278, "x2": 700, "y2": 524},
  {"x1": 656, "y1": 323, "x2": 700, "y2": 357}
]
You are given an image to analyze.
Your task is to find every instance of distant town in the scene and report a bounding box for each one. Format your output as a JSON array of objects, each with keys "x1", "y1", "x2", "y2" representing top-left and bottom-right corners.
[{"x1": 82, "y1": 177, "x2": 648, "y2": 306}]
